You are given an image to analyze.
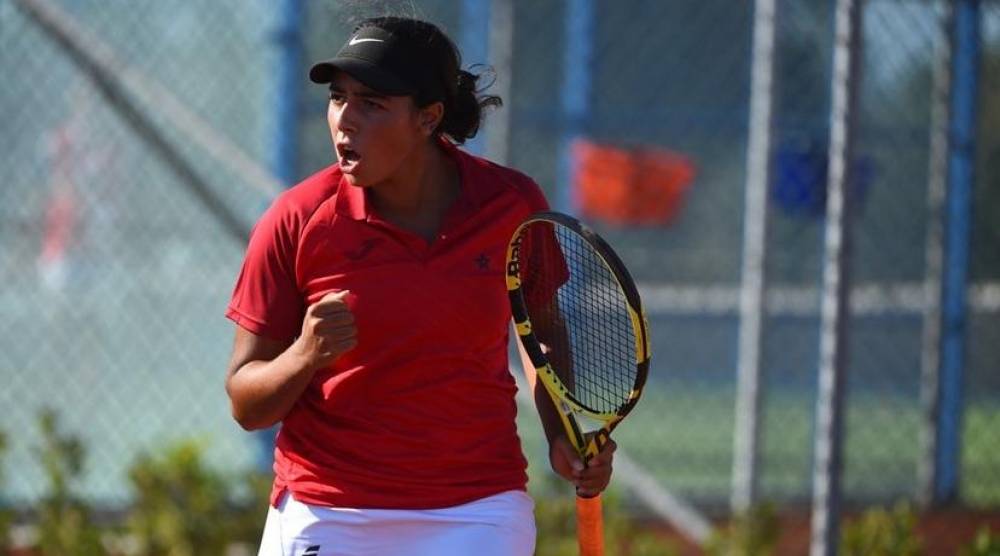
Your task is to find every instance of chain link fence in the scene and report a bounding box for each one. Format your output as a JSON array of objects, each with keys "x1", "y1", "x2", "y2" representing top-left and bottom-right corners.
[
  {"x1": 2, "y1": 0, "x2": 999, "y2": 550},
  {"x1": 1, "y1": 0, "x2": 277, "y2": 505}
]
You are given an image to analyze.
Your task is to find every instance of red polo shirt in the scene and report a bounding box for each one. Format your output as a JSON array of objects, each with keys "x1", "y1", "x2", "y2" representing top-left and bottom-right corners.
[{"x1": 226, "y1": 140, "x2": 550, "y2": 509}]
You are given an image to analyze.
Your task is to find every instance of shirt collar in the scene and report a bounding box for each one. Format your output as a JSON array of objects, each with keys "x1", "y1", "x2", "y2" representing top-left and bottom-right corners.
[
  {"x1": 334, "y1": 137, "x2": 482, "y2": 221},
  {"x1": 334, "y1": 169, "x2": 369, "y2": 221}
]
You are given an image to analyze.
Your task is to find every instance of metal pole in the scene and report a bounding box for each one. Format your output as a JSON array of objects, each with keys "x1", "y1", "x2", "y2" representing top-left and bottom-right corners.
[
  {"x1": 272, "y1": 0, "x2": 303, "y2": 187},
  {"x1": 810, "y1": 0, "x2": 863, "y2": 554},
  {"x1": 461, "y1": 0, "x2": 491, "y2": 157},
  {"x1": 732, "y1": 0, "x2": 778, "y2": 515},
  {"x1": 918, "y1": 0, "x2": 953, "y2": 509},
  {"x1": 486, "y1": 0, "x2": 514, "y2": 166},
  {"x1": 256, "y1": 0, "x2": 304, "y2": 472},
  {"x1": 936, "y1": 0, "x2": 980, "y2": 505},
  {"x1": 557, "y1": 0, "x2": 594, "y2": 214}
]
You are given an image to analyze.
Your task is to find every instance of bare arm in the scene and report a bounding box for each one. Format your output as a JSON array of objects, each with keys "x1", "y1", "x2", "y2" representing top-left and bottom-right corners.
[
  {"x1": 516, "y1": 327, "x2": 566, "y2": 446},
  {"x1": 515, "y1": 302, "x2": 571, "y2": 446},
  {"x1": 225, "y1": 291, "x2": 356, "y2": 430},
  {"x1": 514, "y1": 303, "x2": 616, "y2": 496}
]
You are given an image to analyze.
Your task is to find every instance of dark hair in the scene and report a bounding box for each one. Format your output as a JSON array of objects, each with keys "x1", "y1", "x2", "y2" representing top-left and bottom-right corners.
[{"x1": 354, "y1": 17, "x2": 502, "y2": 144}]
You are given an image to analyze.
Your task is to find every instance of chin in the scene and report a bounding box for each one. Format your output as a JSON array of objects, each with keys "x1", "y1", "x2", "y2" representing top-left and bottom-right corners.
[{"x1": 342, "y1": 172, "x2": 368, "y2": 188}]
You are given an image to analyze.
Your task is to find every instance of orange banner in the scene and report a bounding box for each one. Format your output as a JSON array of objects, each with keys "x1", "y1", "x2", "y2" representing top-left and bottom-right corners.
[{"x1": 573, "y1": 139, "x2": 696, "y2": 226}]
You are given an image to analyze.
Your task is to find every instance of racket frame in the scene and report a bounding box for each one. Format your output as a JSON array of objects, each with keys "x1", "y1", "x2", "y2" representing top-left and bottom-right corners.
[{"x1": 505, "y1": 211, "x2": 651, "y2": 463}]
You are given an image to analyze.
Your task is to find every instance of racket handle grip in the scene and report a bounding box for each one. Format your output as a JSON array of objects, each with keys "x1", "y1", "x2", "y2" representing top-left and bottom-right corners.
[{"x1": 576, "y1": 494, "x2": 605, "y2": 556}]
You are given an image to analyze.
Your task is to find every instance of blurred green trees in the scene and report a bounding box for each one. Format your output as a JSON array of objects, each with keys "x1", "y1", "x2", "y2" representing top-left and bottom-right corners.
[{"x1": 2, "y1": 409, "x2": 999, "y2": 555}]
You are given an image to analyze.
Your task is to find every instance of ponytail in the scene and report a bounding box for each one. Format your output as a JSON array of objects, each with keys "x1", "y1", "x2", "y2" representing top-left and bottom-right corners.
[{"x1": 436, "y1": 68, "x2": 502, "y2": 145}]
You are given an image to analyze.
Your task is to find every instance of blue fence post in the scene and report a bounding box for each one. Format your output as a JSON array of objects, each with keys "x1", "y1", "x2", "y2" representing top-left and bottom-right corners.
[
  {"x1": 257, "y1": 0, "x2": 304, "y2": 471},
  {"x1": 461, "y1": 0, "x2": 491, "y2": 157},
  {"x1": 271, "y1": 0, "x2": 304, "y2": 187},
  {"x1": 936, "y1": 0, "x2": 980, "y2": 505},
  {"x1": 557, "y1": 0, "x2": 594, "y2": 214}
]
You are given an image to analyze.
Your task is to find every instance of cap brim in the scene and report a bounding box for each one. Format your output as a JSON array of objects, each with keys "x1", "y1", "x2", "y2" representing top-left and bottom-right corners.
[{"x1": 309, "y1": 58, "x2": 417, "y2": 96}]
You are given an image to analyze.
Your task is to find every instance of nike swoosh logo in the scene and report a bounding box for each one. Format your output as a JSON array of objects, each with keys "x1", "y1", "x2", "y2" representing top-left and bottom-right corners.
[{"x1": 349, "y1": 37, "x2": 384, "y2": 46}]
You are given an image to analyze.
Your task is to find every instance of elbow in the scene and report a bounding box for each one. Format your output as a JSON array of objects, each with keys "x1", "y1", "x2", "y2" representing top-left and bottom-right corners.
[
  {"x1": 225, "y1": 379, "x2": 275, "y2": 431},
  {"x1": 230, "y1": 404, "x2": 276, "y2": 431},
  {"x1": 231, "y1": 408, "x2": 258, "y2": 431},
  {"x1": 238, "y1": 419, "x2": 273, "y2": 432}
]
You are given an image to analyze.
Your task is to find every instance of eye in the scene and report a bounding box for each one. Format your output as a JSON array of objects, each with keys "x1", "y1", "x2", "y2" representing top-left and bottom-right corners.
[
  {"x1": 329, "y1": 91, "x2": 346, "y2": 104},
  {"x1": 364, "y1": 98, "x2": 385, "y2": 110}
]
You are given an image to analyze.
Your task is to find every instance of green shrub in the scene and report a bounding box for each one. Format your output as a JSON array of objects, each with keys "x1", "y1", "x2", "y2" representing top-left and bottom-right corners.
[
  {"x1": 34, "y1": 408, "x2": 105, "y2": 555},
  {"x1": 0, "y1": 430, "x2": 11, "y2": 552},
  {"x1": 959, "y1": 526, "x2": 1000, "y2": 556},
  {"x1": 705, "y1": 502, "x2": 780, "y2": 556},
  {"x1": 126, "y1": 439, "x2": 269, "y2": 556},
  {"x1": 533, "y1": 479, "x2": 678, "y2": 556},
  {"x1": 840, "y1": 502, "x2": 923, "y2": 556},
  {"x1": 229, "y1": 469, "x2": 273, "y2": 545}
]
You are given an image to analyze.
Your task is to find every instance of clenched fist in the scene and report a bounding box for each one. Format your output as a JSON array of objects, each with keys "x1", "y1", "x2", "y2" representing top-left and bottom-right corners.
[{"x1": 292, "y1": 290, "x2": 357, "y2": 371}]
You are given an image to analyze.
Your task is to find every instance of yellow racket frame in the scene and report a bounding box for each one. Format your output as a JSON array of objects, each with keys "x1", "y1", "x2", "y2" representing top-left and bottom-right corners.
[
  {"x1": 506, "y1": 212, "x2": 651, "y2": 556},
  {"x1": 506, "y1": 213, "x2": 650, "y2": 455}
]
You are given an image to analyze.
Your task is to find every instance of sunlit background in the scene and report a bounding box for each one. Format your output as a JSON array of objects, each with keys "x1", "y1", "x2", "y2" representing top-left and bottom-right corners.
[{"x1": 2, "y1": 0, "x2": 999, "y2": 554}]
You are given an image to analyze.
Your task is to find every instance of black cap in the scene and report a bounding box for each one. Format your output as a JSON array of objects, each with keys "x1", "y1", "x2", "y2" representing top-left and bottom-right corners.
[{"x1": 310, "y1": 25, "x2": 449, "y2": 101}]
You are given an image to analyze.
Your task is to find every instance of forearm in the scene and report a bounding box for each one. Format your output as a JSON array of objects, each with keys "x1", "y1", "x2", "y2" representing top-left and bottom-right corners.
[
  {"x1": 516, "y1": 332, "x2": 568, "y2": 445},
  {"x1": 534, "y1": 376, "x2": 569, "y2": 445},
  {"x1": 226, "y1": 341, "x2": 317, "y2": 431}
]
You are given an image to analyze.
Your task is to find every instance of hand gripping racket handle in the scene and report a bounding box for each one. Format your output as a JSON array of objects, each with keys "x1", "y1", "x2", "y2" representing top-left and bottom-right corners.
[
  {"x1": 576, "y1": 495, "x2": 605, "y2": 556},
  {"x1": 574, "y1": 425, "x2": 610, "y2": 555}
]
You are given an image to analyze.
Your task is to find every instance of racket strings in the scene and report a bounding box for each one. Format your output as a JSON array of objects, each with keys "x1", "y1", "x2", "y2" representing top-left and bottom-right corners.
[{"x1": 520, "y1": 223, "x2": 638, "y2": 415}]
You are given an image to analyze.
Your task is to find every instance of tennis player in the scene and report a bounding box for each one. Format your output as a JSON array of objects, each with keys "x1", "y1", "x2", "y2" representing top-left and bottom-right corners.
[{"x1": 225, "y1": 16, "x2": 615, "y2": 555}]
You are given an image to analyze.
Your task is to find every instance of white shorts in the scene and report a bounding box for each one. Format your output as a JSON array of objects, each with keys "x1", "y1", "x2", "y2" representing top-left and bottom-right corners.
[{"x1": 257, "y1": 490, "x2": 536, "y2": 556}]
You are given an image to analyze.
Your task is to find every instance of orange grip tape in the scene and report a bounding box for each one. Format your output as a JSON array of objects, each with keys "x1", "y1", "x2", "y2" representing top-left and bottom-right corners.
[{"x1": 576, "y1": 494, "x2": 605, "y2": 556}]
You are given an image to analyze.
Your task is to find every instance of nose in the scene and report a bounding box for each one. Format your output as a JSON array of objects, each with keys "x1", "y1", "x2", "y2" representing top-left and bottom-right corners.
[{"x1": 331, "y1": 98, "x2": 360, "y2": 135}]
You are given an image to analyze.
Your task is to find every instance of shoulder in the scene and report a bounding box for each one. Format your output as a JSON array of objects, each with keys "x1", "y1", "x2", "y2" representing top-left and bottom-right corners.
[
  {"x1": 267, "y1": 165, "x2": 343, "y2": 222},
  {"x1": 255, "y1": 165, "x2": 343, "y2": 238},
  {"x1": 458, "y1": 149, "x2": 550, "y2": 212}
]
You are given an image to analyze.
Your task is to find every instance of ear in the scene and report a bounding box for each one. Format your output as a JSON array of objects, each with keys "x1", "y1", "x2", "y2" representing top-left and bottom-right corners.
[{"x1": 416, "y1": 101, "x2": 444, "y2": 136}]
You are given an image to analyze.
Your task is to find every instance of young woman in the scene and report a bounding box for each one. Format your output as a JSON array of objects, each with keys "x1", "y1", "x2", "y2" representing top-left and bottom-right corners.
[{"x1": 224, "y1": 16, "x2": 615, "y2": 555}]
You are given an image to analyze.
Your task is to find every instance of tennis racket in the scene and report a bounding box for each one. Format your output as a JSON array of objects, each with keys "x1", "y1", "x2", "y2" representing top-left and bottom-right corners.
[{"x1": 506, "y1": 211, "x2": 651, "y2": 556}]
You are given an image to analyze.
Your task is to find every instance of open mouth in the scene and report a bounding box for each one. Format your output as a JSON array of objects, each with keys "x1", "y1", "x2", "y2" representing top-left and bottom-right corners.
[{"x1": 337, "y1": 144, "x2": 361, "y2": 169}]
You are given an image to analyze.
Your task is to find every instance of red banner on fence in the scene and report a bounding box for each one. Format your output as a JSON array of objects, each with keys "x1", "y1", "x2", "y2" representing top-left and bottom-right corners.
[{"x1": 572, "y1": 139, "x2": 696, "y2": 226}]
